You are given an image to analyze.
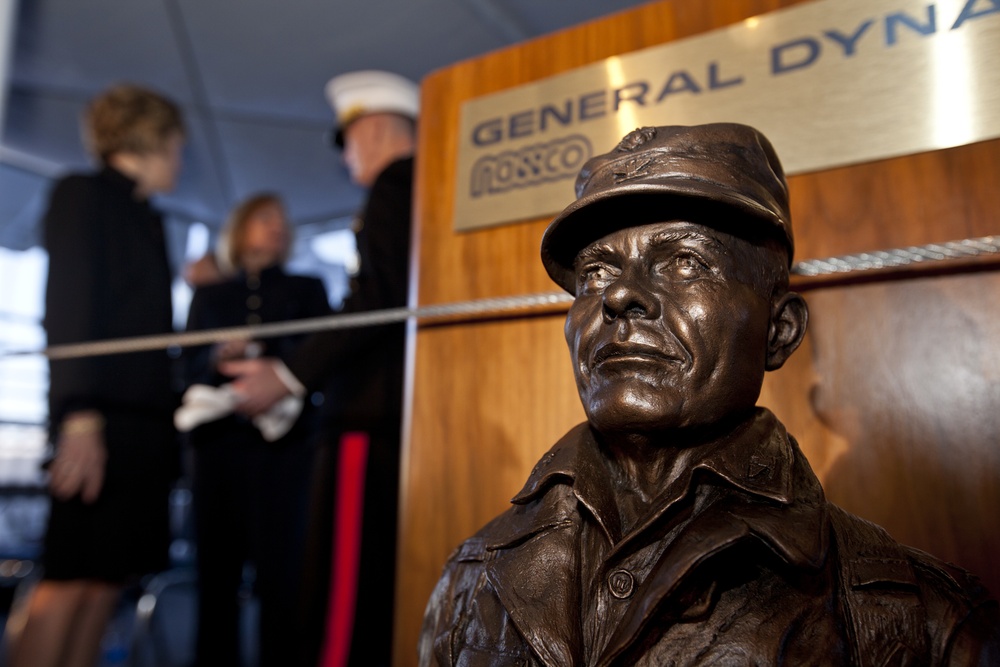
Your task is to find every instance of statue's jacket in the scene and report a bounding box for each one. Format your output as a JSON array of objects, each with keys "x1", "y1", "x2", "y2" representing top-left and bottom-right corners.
[{"x1": 420, "y1": 409, "x2": 999, "y2": 666}]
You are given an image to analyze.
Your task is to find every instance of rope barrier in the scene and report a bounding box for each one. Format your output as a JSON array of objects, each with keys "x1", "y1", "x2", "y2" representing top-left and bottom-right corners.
[
  {"x1": 3, "y1": 235, "x2": 998, "y2": 361},
  {"x1": 2, "y1": 292, "x2": 575, "y2": 360}
]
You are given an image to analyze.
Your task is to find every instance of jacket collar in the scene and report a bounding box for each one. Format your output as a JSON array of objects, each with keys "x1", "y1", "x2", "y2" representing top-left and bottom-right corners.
[
  {"x1": 511, "y1": 409, "x2": 821, "y2": 558},
  {"x1": 488, "y1": 410, "x2": 830, "y2": 666},
  {"x1": 239, "y1": 264, "x2": 286, "y2": 284}
]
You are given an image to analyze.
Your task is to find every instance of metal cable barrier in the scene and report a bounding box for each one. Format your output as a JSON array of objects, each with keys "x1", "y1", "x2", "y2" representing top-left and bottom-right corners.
[
  {"x1": 3, "y1": 235, "x2": 998, "y2": 361},
  {"x1": 791, "y1": 235, "x2": 1000, "y2": 276}
]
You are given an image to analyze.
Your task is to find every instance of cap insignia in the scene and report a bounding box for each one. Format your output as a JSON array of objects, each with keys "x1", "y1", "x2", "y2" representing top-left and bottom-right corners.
[
  {"x1": 612, "y1": 155, "x2": 654, "y2": 183},
  {"x1": 615, "y1": 126, "x2": 658, "y2": 153},
  {"x1": 339, "y1": 105, "x2": 367, "y2": 126}
]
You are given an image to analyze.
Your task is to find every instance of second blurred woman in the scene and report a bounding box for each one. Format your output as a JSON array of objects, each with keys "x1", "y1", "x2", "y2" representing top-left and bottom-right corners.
[{"x1": 184, "y1": 193, "x2": 330, "y2": 667}]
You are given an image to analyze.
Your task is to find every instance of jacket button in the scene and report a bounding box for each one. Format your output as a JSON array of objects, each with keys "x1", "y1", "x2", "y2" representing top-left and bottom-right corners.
[
  {"x1": 608, "y1": 570, "x2": 634, "y2": 599},
  {"x1": 246, "y1": 294, "x2": 262, "y2": 310}
]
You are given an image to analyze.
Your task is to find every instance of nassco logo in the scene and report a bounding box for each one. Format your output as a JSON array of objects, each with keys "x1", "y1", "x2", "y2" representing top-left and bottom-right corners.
[{"x1": 470, "y1": 135, "x2": 592, "y2": 198}]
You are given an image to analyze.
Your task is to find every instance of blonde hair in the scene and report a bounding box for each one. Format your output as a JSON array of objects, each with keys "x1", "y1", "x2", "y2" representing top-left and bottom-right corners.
[
  {"x1": 219, "y1": 193, "x2": 292, "y2": 270},
  {"x1": 83, "y1": 83, "x2": 185, "y2": 162}
]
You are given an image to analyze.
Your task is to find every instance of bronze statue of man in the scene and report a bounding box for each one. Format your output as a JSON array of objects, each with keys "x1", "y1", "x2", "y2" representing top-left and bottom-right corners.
[{"x1": 419, "y1": 123, "x2": 1000, "y2": 665}]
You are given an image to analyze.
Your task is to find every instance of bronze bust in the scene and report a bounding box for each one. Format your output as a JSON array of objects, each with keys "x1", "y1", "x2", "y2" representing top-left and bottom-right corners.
[{"x1": 419, "y1": 124, "x2": 999, "y2": 665}]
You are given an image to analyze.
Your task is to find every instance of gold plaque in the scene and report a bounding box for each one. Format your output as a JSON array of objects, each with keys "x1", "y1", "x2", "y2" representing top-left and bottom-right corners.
[{"x1": 453, "y1": 0, "x2": 1000, "y2": 231}]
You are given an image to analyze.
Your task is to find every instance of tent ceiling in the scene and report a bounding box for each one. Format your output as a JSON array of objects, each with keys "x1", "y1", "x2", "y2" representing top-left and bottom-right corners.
[{"x1": 0, "y1": 0, "x2": 652, "y2": 251}]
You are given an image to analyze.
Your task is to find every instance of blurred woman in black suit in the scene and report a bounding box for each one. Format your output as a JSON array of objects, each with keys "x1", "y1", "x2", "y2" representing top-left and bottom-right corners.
[
  {"x1": 11, "y1": 83, "x2": 185, "y2": 667},
  {"x1": 183, "y1": 193, "x2": 330, "y2": 667}
]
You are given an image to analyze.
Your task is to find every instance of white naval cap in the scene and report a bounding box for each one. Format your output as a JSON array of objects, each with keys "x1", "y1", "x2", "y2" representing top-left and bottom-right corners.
[{"x1": 324, "y1": 70, "x2": 419, "y2": 147}]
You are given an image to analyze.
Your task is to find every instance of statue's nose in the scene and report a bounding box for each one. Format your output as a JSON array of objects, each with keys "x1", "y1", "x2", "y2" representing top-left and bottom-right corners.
[{"x1": 602, "y1": 269, "x2": 660, "y2": 323}]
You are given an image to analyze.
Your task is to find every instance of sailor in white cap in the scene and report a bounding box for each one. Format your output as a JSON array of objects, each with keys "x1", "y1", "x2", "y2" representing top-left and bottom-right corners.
[
  {"x1": 325, "y1": 69, "x2": 419, "y2": 187},
  {"x1": 221, "y1": 70, "x2": 420, "y2": 667}
]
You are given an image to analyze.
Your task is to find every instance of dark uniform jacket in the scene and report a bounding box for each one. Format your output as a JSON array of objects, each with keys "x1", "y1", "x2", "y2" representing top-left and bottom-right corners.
[
  {"x1": 291, "y1": 156, "x2": 414, "y2": 667},
  {"x1": 420, "y1": 409, "x2": 1000, "y2": 666},
  {"x1": 287, "y1": 156, "x2": 413, "y2": 431},
  {"x1": 183, "y1": 265, "x2": 331, "y2": 667},
  {"x1": 184, "y1": 265, "x2": 331, "y2": 444}
]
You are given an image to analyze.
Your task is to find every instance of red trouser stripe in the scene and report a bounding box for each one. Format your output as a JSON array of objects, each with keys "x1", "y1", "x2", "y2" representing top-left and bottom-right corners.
[{"x1": 320, "y1": 431, "x2": 369, "y2": 667}]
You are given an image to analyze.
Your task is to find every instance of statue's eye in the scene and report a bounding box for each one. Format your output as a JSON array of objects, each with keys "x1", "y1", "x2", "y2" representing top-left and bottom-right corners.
[
  {"x1": 578, "y1": 262, "x2": 618, "y2": 290},
  {"x1": 658, "y1": 252, "x2": 710, "y2": 280}
]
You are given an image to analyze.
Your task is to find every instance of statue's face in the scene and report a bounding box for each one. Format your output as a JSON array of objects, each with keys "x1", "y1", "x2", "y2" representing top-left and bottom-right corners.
[{"x1": 565, "y1": 220, "x2": 773, "y2": 435}]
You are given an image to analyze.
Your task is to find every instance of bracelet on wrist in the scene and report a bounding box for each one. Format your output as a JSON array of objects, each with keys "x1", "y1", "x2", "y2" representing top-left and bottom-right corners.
[{"x1": 61, "y1": 413, "x2": 105, "y2": 436}]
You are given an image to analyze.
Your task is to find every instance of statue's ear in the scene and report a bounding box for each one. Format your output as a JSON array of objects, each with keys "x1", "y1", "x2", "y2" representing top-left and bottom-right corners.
[{"x1": 766, "y1": 292, "x2": 808, "y2": 371}]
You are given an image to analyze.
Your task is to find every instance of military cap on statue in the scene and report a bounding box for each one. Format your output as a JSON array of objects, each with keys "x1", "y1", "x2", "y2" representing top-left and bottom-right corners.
[
  {"x1": 540, "y1": 123, "x2": 794, "y2": 293},
  {"x1": 324, "y1": 69, "x2": 420, "y2": 147}
]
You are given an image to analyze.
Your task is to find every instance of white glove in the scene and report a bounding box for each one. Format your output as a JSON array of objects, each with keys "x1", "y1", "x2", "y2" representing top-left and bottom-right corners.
[{"x1": 174, "y1": 383, "x2": 303, "y2": 442}]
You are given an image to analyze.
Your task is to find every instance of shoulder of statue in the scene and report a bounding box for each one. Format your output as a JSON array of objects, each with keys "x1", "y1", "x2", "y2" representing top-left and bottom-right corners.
[
  {"x1": 828, "y1": 504, "x2": 998, "y2": 664},
  {"x1": 902, "y1": 545, "x2": 993, "y2": 603}
]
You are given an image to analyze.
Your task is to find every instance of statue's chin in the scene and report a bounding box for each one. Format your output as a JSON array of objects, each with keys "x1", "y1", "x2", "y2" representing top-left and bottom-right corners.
[{"x1": 582, "y1": 383, "x2": 688, "y2": 435}]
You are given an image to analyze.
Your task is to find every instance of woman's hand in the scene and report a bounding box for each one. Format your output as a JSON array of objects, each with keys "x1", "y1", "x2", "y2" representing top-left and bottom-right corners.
[{"x1": 49, "y1": 411, "x2": 107, "y2": 504}]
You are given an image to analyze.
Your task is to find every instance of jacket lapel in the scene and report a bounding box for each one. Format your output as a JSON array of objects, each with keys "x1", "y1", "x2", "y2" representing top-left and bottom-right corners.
[
  {"x1": 597, "y1": 433, "x2": 830, "y2": 666},
  {"x1": 596, "y1": 492, "x2": 752, "y2": 666},
  {"x1": 485, "y1": 484, "x2": 585, "y2": 666}
]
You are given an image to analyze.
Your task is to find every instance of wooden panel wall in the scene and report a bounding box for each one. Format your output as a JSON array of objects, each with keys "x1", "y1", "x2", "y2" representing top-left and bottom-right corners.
[{"x1": 395, "y1": 1, "x2": 1000, "y2": 663}]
